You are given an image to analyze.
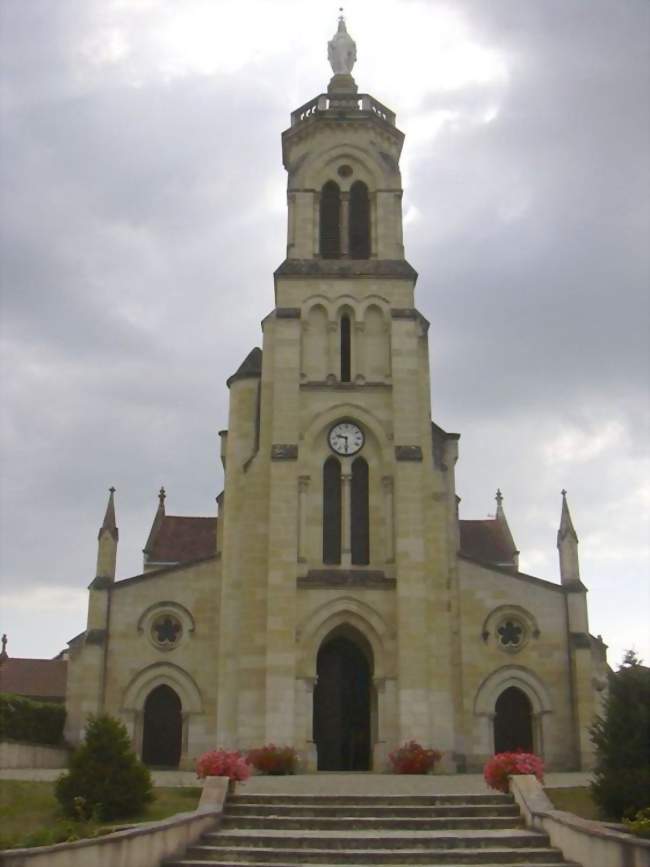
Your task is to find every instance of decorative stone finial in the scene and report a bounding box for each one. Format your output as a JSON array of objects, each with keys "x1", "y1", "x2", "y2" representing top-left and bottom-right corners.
[
  {"x1": 495, "y1": 488, "x2": 503, "y2": 508},
  {"x1": 558, "y1": 489, "x2": 578, "y2": 544},
  {"x1": 159, "y1": 486, "x2": 166, "y2": 505},
  {"x1": 328, "y1": 12, "x2": 356, "y2": 76},
  {"x1": 99, "y1": 486, "x2": 118, "y2": 540},
  {"x1": 0, "y1": 634, "x2": 8, "y2": 662}
]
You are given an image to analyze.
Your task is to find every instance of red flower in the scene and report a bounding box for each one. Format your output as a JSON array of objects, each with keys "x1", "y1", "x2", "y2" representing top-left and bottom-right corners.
[
  {"x1": 483, "y1": 751, "x2": 544, "y2": 793},
  {"x1": 196, "y1": 749, "x2": 251, "y2": 782},
  {"x1": 388, "y1": 740, "x2": 442, "y2": 774}
]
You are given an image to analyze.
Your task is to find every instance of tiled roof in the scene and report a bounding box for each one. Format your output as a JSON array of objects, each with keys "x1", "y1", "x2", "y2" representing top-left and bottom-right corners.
[
  {"x1": 146, "y1": 516, "x2": 217, "y2": 563},
  {"x1": 0, "y1": 658, "x2": 67, "y2": 700},
  {"x1": 459, "y1": 519, "x2": 517, "y2": 565}
]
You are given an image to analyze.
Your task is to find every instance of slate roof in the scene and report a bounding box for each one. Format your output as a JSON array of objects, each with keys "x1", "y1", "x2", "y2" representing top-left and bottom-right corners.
[
  {"x1": 146, "y1": 515, "x2": 217, "y2": 563},
  {"x1": 459, "y1": 519, "x2": 517, "y2": 566},
  {"x1": 0, "y1": 657, "x2": 67, "y2": 701}
]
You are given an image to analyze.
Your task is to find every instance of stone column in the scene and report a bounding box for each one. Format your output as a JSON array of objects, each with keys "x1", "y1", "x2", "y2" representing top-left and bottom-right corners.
[
  {"x1": 327, "y1": 321, "x2": 338, "y2": 379},
  {"x1": 354, "y1": 320, "x2": 365, "y2": 381},
  {"x1": 298, "y1": 475, "x2": 310, "y2": 562},
  {"x1": 341, "y1": 469, "x2": 352, "y2": 567},
  {"x1": 382, "y1": 475, "x2": 395, "y2": 563},
  {"x1": 340, "y1": 191, "x2": 350, "y2": 257}
]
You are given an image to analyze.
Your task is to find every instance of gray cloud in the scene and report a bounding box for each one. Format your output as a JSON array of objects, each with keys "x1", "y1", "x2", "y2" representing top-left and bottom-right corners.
[{"x1": 1, "y1": 0, "x2": 648, "y2": 665}]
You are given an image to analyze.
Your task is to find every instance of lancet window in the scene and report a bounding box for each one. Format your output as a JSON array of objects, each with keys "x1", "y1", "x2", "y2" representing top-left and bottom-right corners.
[
  {"x1": 350, "y1": 457, "x2": 369, "y2": 565},
  {"x1": 322, "y1": 454, "x2": 370, "y2": 565},
  {"x1": 349, "y1": 181, "x2": 370, "y2": 258},
  {"x1": 323, "y1": 457, "x2": 342, "y2": 564},
  {"x1": 319, "y1": 179, "x2": 371, "y2": 259},
  {"x1": 320, "y1": 181, "x2": 341, "y2": 259},
  {"x1": 340, "y1": 314, "x2": 351, "y2": 382}
]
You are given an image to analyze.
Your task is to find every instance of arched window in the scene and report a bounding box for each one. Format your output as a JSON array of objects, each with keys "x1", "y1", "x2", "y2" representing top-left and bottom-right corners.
[
  {"x1": 494, "y1": 686, "x2": 533, "y2": 753},
  {"x1": 323, "y1": 457, "x2": 342, "y2": 564},
  {"x1": 349, "y1": 181, "x2": 370, "y2": 259},
  {"x1": 340, "y1": 315, "x2": 351, "y2": 382},
  {"x1": 351, "y1": 457, "x2": 369, "y2": 565},
  {"x1": 320, "y1": 181, "x2": 341, "y2": 259}
]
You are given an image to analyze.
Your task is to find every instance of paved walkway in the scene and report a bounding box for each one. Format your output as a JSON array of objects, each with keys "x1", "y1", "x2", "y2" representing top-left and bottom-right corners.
[{"x1": 0, "y1": 768, "x2": 592, "y2": 791}]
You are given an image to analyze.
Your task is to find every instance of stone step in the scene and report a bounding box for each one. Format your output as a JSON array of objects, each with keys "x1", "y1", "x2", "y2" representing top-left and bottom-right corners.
[
  {"x1": 225, "y1": 803, "x2": 521, "y2": 818},
  {"x1": 199, "y1": 830, "x2": 549, "y2": 850},
  {"x1": 166, "y1": 846, "x2": 572, "y2": 864},
  {"x1": 163, "y1": 791, "x2": 577, "y2": 867},
  {"x1": 229, "y1": 794, "x2": 512, "y2": 807},
  {"x1": 166, "y1": 863, "x2": 577, "y2": 867},
  {"x1": 219, "y1": 815, "x2": 524, "y2": 830}
]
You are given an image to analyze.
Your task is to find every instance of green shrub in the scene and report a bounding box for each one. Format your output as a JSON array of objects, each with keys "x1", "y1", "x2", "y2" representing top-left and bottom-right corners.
[
  {"x1": 624, "y1": 807, "x2": 650, "y2": 839},
  {"x1": 56, "y1": 714, "x2": 153, "y2": 821},
  {"x1": 0, "y1": 693, "x2": 66, "y2": 745},
  {"x1": 591, "y1": 651, "x2": 650, "y2": 820}
]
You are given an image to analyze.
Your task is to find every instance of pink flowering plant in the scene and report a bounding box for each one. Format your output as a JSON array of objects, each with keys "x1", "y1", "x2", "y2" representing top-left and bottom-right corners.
[
  {"x1": 389, "y1": 740, "x2": 442, "y2": 774},
  {"x1": 247, "y1": 744, "x2": 298, "y2": 775},
  {"x1": 483, "y1": 751, "x2": 544, "y2": 793},
  {"x1": 195, "y1": 749, "x2": 251, "y2": 782}
]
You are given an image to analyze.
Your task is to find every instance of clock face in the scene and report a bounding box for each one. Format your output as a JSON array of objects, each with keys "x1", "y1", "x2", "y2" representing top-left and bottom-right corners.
[{"x1": 328, "y1": 422, "x2": 364, "y2": 456}]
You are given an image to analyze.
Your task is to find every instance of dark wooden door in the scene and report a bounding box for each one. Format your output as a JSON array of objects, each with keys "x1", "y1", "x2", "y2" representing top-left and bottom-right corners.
[
  {"x1": 494, "y1": 686, "x2": 533, "y2": 753},
  {"x1": 142, "y1": 684, "x2": 182, "y2": 767},
  {"x1": 314, "y1": 636, "x2": 371, "y2": 770}
]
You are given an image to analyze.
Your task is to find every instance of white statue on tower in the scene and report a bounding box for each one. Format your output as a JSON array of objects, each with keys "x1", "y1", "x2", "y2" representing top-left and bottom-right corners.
[{"x1": 328, "y1": 11, "x2": 357, "y2": 76}]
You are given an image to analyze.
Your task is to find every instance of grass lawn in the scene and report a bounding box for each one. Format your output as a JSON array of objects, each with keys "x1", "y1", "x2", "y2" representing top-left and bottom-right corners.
[
  {"x1": 0, "y1": 780, "x2": 201, "y2": 850},
  {"x1": 545, "y1": 786, "x2": 601, "y2": 820}
]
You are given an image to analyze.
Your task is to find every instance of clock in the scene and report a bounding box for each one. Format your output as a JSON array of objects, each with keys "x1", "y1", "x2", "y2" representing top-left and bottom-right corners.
[{"x1": 328, "y1": 421, "x2": 364, "y2": 456}]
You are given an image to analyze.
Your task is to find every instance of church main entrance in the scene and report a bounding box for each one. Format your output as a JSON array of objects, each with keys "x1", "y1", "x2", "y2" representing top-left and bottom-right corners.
[
  {"x1": 141, "y1": 684, "x2": 182, "y2": 767},
  {"x1": 313, "y1": 631, "x2": 371, "y2": 770},
  {"x1": 494, "y1": 686, "x2": 533, "y2": 753}
]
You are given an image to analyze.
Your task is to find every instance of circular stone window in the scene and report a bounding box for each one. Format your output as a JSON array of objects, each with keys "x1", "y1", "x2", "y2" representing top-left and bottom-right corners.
[
  {"x1": 151, "y1": 614, "x2": 183, "y2": 650},
  {"x1": 337, "y1": 164, "x2": 353, "y2": 178},
  {"x1": 496, "y1": 618, "x2": 526, "y2": 653}
]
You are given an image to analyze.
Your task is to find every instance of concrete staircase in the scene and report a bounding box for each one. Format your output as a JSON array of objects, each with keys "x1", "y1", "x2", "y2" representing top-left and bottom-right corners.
[{"x1": 164, "y1": 791, "x2": 579, "y2": 866}]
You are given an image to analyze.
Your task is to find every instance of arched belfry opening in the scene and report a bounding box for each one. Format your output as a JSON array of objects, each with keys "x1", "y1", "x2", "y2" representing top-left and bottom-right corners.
[
  {"x1": 141, "y1": 684, "x2": 182, "y2": 767},
  {"x1": 320, "y1": 181, "x2": 341, "y2": 259},
  {"x1": 349, "y1": 180, "x2": 370, "y2": 258},
  {"x1": 313, "y1": 626, "x2": 372, "y2": 770},
  {"x1": 494, "y1": 686, "x2": 533, "y2": 753}
]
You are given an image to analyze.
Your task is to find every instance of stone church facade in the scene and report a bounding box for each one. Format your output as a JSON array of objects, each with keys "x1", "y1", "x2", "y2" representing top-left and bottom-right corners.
[{"x1": 65, "y1": 19, "x2": 608, "y2": 773}]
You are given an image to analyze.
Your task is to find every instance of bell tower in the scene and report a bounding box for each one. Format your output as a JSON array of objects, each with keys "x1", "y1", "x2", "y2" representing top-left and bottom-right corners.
[
  {"x1": 280, "y1": 15, "x2": 412, "y2": 272},
  {"x1": 217, "y1": 16, "x2": 459, "y2": 769}
]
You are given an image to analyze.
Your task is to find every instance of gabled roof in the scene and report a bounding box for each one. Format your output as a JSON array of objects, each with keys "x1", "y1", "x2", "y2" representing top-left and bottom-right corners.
[
  {"x1": 459, "y1": 518, "x2": 517, "y2": 566},
  {"x1": 145, "y1": 515, "x2": 217, "y2": 563},
  {"x1": 0, "y1": 657, "x2": 67, "y2": 701}
]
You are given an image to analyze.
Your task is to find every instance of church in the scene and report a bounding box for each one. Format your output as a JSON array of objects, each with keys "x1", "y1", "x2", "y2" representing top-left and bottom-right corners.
[{"x1": 64, "y1": 18, "x2": 608, "y2": 774}]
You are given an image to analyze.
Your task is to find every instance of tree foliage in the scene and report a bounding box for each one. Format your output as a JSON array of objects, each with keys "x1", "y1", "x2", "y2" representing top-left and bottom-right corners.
[
  {"x1": 591, "y1": 651, "x2": 650, "y2": 820},
  {"x1": 56, "y1": 714, "x2": 153, "y2": 821},
  {"x1": 0, "y1": 694, "x2": 65, "y2": 745}
]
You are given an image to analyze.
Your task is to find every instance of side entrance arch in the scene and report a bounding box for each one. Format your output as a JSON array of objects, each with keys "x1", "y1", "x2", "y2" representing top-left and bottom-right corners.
[
  {"x1": 141, "y1": 684, "x2": 182, "y2": 767},
  {"x1": 313, "y1": 627, "x2": 372, "y2": 770},
  {"x1": 494, "y1": 686, "x2": 533, "y2": 753}
]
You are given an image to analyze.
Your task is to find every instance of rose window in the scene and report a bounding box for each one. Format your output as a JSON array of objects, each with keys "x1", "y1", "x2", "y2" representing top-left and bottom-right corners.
[
  {"x1": 151, "y1": 614, "x2": 182, "y2": 648},
  {"x1": 497, "y1": 619, "x2": 524, "y2": 649}
]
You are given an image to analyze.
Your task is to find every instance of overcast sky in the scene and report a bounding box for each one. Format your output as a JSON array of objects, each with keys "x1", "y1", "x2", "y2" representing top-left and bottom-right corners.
[{"x1": 1, "y1": 0, "x2": 648, "y2": 669}]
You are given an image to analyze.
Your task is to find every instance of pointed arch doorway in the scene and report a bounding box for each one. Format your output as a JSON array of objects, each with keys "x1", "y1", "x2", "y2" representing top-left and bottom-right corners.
[
  {"x1": 141, "y1": 684, "x2": 182, "y2": 767},
  {"x1": 313, "y1": 627, "x2": 372, "y2": 770},
  {"x1": 494, "y1": 686, "x2": 533, "y2": 753}
]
